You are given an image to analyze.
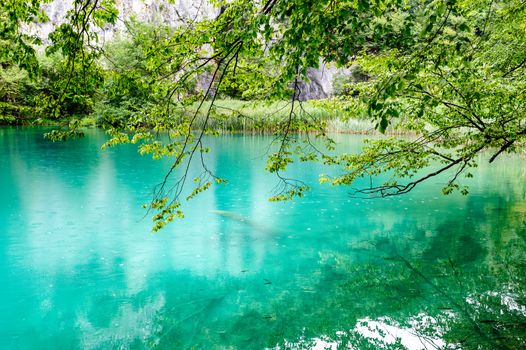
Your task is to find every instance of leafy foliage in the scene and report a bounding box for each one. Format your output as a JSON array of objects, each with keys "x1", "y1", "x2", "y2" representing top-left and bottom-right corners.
[
  {"x1": 0, "y1": 65, "x2": 37, "y2": 124},
  {"x1": 94, "y1": 21, "x2": 174, "y2": 127},
  {"x1": 0, "y1": 0, "x2": 44, "y2": 77},
  {"x1": 37, "y1": 52, "x2": 104, "y2": 120},
  {"x1": 318, "y1": 0, "x2": 526, "y2": 198}
]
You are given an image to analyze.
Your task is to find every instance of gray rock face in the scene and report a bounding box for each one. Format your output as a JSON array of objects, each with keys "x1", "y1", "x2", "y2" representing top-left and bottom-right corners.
[
  {"x1": 28, "y1": 0, "x2": 347, "y2": 100},
  {"x1": 297, "y1": 64, "x2": 338, "y2": 101}
]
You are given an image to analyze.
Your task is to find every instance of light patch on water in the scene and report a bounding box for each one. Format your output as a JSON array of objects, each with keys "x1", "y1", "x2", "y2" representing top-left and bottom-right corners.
[
  {"x1": 500, "y1": 294, "x2": 526, "y2": 316},
  {"x1": 271, "y1": 336, "x2": 338, "y2": 350},
  {"x1": 466, "y1": 289, "x2": 526, "y2": 316},
  {"x1": 277, "y1": 314, "x2": 449, "y2": 350},
  {"x1": 354, "y1": 316, "x2": 446, "y2": 349}
]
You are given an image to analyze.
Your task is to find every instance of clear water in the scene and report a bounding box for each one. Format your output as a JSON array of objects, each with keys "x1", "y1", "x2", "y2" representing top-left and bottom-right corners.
[{"x1": 1, "y1": 128, "x2": 525, "y2": 349}]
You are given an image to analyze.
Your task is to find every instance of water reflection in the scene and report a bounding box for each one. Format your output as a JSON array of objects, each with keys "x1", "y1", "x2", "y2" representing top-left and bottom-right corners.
[{"x1": 0, "y1": 128, "x2": 525, "y2": 349}]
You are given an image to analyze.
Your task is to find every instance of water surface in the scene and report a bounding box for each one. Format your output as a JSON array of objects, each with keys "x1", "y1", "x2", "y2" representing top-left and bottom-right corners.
[{"x1": 1, "y1": 128, "x2": 525, "y2": 349}]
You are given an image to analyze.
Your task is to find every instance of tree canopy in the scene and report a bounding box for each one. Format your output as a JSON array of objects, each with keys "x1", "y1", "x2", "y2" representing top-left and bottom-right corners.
[{"x1": 1, "y1": 0, "x2": 525, "y2": 229}]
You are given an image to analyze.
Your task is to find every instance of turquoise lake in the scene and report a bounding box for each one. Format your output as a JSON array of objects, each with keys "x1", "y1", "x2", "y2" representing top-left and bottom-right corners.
[{"x1": 1, "y1": 128, "x2": 525, "y2": 349}]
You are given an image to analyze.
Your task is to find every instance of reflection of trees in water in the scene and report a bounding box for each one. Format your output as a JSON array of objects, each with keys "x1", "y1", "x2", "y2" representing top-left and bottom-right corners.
[
  {"x1": 141, "y1": 191, "x2": 526, "y2": 349},
  {"x1": 308, "y1": 192, "x2": 526, "y2": 350},
  {"x1": 4, "y1": 129, "x2": 524, "y2": 349}
]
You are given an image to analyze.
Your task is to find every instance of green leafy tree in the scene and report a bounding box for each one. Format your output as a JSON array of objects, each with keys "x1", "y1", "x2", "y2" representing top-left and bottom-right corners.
[
  {"x1": 35, "y1": 52, "x2": 104, "y2": 120},
  {"x1": 94, "y1": 20, "x2": 197, "y2": 127},
  {"x1": 0, "y1": 0, "x2": 45, "y2": 77},
  {"x1": 322, "y1": 0, "x2": 526, "y2": 198},
  {"x1": 0, "y1": 65, "x2": 38, "y2": 124},
  {"x1": 0, "y1": 0, "x2": 46, "y2": 124}
]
